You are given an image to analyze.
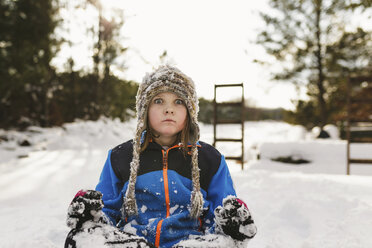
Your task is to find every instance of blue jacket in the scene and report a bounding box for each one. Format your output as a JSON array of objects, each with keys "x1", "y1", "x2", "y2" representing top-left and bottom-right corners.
[{"x1": 96, "y1": 140, "x2": 236, "y2": 248}]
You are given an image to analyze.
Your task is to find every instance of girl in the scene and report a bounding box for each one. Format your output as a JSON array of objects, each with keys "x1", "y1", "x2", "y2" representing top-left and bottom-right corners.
[{"x1": 65, "y1": 66, "x2": 257, "y2": 248}]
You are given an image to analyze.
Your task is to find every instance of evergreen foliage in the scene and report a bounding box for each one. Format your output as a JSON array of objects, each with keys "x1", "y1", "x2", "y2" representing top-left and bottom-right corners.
[
  {"x1": 256, "y1": 0, "x2": 372, "y2": 129},
  {"x1": 0, "y1": 0, "x2": 60, "y2": 128},
  {"x1": 0, "y1": 0, "x2": 138, "y2": 129}
]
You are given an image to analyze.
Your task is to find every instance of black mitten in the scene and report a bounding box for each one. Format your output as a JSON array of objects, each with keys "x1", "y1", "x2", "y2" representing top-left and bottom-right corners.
[
  {"x1": 214, "y1": 196, "x2": 257, "y2": 241},
  {"x1": 66, "y1": 189, "x2": 107, "y2": 229}
]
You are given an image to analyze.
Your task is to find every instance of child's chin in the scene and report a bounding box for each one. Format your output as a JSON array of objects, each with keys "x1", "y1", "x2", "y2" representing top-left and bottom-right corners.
[
  {"x1": 161, "y1": 132, "x2": 178, "y2": 137},
  {"x1": 159, "y1": 127, "x2": 179, "y2": 134}
]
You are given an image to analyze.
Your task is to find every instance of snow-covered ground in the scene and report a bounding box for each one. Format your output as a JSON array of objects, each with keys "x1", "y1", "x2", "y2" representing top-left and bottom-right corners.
[{"x1": 0, "y1": 118, "x2": 372, "y2": 248}]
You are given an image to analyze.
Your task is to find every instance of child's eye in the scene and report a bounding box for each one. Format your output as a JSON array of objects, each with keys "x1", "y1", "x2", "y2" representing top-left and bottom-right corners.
[
  {"x1": 154, "y1": 98, "x2": 163, "y2": 104},
  {"x1": 175, "y1": 99, "x2": 184, "y2": 105}
]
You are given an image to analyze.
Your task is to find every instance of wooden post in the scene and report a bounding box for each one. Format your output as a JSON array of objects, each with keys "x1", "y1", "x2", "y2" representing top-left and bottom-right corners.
[
  {"x1": 346, "y1": 78, "x2": 351, "y2": 175},
  {"x1": 213, "y1": 86, "x2": 217, "y2": 147},
  {"x1": 346, "y1": 75, "x2": 372, "y2": 175},
  {"x1": 241, "y1": 83, "x2": 245, "y2": 170}
]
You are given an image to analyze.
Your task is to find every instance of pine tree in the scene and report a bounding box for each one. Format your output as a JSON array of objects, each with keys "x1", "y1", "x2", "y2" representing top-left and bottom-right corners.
[
  {"x1": 0, "y1": 0, "x2": 60, "y2": 128},
  {"x1": 256, "y1": 0, "x2": 371, "y2": 128},
  {"x1": 326, "y1": 28, "x2": 372, "y2": 122}
]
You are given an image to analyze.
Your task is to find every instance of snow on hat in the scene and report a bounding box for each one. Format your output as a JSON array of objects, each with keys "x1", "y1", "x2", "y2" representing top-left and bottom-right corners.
[{"x1": 123, "y1": 65, "x2": 203, "y2": 219}]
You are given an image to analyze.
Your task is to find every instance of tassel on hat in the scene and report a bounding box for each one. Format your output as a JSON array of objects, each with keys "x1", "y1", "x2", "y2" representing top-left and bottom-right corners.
[{"x1": 122, "y1": 65, "x2": 203, "y2": 219}]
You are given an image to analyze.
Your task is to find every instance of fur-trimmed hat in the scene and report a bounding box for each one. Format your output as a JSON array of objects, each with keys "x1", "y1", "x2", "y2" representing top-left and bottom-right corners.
[{"x1": 123, "y1": 65, "x2": 203, "y2": 219}]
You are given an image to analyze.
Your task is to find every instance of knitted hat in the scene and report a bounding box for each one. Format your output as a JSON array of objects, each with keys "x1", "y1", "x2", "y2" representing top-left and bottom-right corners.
[{"x1": 123, "y1": 65, "x2": 203, "y2": 219}]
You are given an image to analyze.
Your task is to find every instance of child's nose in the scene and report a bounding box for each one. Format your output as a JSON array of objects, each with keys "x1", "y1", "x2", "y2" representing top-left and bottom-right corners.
[{"x1": 165, "y1": 105, "x2": 174, "y2": 114}]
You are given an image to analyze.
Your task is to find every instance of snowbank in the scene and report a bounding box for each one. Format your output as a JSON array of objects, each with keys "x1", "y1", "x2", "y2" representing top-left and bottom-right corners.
[
  {"x1": 251, "y1": 140, "x2": 372, "y2": 175},
  {"x1": 0, "y1": 119, "x2": 372, "y2": 248}
]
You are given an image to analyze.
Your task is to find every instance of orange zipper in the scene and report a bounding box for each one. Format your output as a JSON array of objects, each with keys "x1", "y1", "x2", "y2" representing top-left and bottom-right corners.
[
  {"x1": 155, "y1": 219, "x2": 163, "y2": 247},
  {"x1": 155, "y1": 146, "x2": 177, "y2": 247},
  {"x1": 154, "y1": 144, "x2": 201, "y2": 247},
  {"x1": 162, "y1": 149, "x2": 170, "y2": 217}
]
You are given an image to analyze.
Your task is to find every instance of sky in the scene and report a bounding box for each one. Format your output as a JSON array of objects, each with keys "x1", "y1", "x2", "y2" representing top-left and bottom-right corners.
[{"x1": 53, "y1": 0, "x2": 308, "y2": 110}]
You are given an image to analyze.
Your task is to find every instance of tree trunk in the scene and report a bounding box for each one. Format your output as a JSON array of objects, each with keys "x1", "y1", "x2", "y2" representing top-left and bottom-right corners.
[{"x1": 315, "y1": 0, "x2": 327, "y2": 128}]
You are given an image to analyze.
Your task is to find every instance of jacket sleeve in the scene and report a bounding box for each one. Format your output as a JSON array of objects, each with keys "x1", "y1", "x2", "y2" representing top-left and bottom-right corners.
[
  {"x1": 95, "y1": 150, "x2": 124, "y2": 226},
  {"x1": 206, "y1": 155, "x2": 237, "y2": 212},
  {"x1": 200, "y1": 154, "x2": 236, "y2": 234}
]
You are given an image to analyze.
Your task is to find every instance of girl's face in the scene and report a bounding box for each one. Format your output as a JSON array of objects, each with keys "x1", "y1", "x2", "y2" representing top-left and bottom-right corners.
[{"x1": 148, "y1": 92, "x2": 187, "y2": 146}]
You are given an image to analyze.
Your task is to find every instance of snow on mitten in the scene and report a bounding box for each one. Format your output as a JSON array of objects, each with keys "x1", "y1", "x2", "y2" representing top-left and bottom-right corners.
[
  {"x1": 66, "y1": 189, "x2": 107, "y2": 229},
  {"x1": 214, "y1": 196, "x2": 257, "y2": 241}
]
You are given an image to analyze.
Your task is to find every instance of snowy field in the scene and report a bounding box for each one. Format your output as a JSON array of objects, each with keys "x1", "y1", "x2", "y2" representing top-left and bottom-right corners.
[{"x1": 0, "y1": 118, "x2": 372, "y2": 248}]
